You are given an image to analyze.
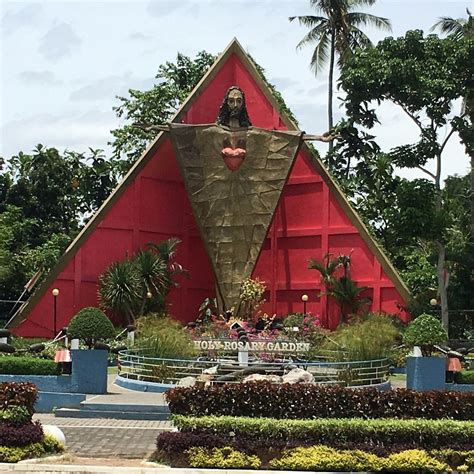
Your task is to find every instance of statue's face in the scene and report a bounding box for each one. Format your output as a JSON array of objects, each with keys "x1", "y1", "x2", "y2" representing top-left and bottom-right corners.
[{"x1": 227, "y1": 89, "x2": 243, "y2": 116}]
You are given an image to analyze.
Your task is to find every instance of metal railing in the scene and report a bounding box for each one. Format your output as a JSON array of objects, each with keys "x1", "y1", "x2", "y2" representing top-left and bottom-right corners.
[{"x1": 117, "y1": 349, "x2": 390, "y2": 387}]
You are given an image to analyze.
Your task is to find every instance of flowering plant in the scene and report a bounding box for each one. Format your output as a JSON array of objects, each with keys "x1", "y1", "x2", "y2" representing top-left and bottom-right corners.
[{"x1": 239, "y1": 278, "x2": 266, "y2": 320}]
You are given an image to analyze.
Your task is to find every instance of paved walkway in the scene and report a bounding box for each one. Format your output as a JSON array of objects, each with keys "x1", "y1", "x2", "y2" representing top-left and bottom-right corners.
[{"x1": 33, "y1": 375, "x2": 173, "y2": 459}]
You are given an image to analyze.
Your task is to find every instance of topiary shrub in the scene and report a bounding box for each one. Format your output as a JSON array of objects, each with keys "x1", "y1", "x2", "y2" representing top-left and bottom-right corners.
[
  {"x1": 68, "y1": 307, "x2": 115, "y2": 349},
  {"x1": 0, "y1": 382, "x2": 37, "y2": 414},
  {"x1": 0, "y1": 357, "x2": 59, "y2": 375},
  {"x1": 187, "y1": 446, "x2": 261, "y2": 469},
  {"x1": 403, "y1": 313, "x2": 448, "y2": 356},
  {"x1": 454, "y1": 370, "x2": 474, "y2": 385}
]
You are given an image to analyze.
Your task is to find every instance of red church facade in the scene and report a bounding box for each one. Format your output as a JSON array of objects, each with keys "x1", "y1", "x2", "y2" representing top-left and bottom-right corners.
[{"x1": 9, "y1": 39, "x2": 409, "y2": 337}]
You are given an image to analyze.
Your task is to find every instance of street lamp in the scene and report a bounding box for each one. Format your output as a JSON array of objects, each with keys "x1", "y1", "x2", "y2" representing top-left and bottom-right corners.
[
  {"x1": 301, "y1": 294, "x2": 308, "y2": 315},
  {"x1": 51, "y1": 288, "x2": 59, "y2": 337},
  {"x1": 430, "y1": 298, "x2": 438, "y2": 307}
]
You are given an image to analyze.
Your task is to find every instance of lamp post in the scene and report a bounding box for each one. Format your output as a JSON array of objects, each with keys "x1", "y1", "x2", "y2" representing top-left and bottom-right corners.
[
  {"x1": 301, "y1": 294, "x2": 308, "y2": 315},
  {"x1": 52, "y1": 288, "x2": 59, "y2": 337}
]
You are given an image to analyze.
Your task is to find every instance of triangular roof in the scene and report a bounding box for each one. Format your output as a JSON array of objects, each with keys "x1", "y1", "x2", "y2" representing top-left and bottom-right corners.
[{"x1": 8, "y1": 38, "x2": 410, "y2": 331}]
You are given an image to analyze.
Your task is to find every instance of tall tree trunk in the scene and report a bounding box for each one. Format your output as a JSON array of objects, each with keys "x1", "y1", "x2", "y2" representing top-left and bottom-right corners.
[
  {"x1": 436, "y1": 240, "x2": 449, "y2": 333},
  {"x1": 435, "y1": 153, "x2": 449, "y2": 334},
  {"x1": 328, "y1": 30, "x2": 335, "y2": 155}
]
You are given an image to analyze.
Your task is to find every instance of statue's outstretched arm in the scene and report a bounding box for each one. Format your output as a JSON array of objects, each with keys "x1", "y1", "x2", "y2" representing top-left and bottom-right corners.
[{"x1": 133, "y1": 122, "x2": 340, "y2": 142}]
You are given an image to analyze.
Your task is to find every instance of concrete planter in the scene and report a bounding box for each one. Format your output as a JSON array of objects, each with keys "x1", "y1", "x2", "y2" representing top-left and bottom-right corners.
[
  {"x1": 406, "y1": 356, "x2": 446, "y2": 391},
  {"x1": 71, "y1": 349, "x2": 108, "y2": 394}
]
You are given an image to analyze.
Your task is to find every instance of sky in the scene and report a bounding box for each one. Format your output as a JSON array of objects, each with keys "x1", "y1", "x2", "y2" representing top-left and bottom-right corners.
[{"x1": 0, "y1": 0, "x2": 471, "y2": 183}]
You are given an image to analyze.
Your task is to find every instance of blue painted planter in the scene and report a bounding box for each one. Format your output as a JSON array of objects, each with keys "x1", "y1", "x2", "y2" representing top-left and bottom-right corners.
[
  {"x1": 446, "y1": 383, "x2": 474, "y2": 392},
  {"x1": 406, "y1": 356, "x2": 446, "y2": 391},
  {"x1": 71, "y1": 349, "x2": 108, "y2": 394}
]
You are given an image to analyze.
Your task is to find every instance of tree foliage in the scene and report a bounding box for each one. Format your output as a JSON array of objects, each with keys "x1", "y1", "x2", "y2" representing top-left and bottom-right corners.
[
  {"x1": 110, "y1": 51, "x2": 216, "y2": 165},
  {"x1": 337, "y1": 30, "x2": 473, "y2": 329}
]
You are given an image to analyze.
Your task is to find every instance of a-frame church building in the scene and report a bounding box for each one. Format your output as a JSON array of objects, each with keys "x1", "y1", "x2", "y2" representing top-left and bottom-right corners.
[{"x1": 9, "y1": 39, "x2": 410, "y2": 337}]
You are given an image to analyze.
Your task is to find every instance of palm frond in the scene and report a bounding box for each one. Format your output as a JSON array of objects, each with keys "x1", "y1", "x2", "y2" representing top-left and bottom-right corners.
[
  {"x1": 346, "y1": 12, "x2": 391, "y2": 31},
  {"x1": 309, "y1": 30, "x2": 331, "y2": 73}
]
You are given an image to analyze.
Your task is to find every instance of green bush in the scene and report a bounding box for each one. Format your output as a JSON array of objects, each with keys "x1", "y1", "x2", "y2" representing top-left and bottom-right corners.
[
  {"x1": 68, "y1": 307, "x2": 115, "y2": 349},
  {"x1": 269, "y1": 445, "x2": 383, "y2": 471},
  {"x1": 324, "y1": 313, "x2": 400, "y2": 361},
  {"x1": 0, "y1": 406, "x2": 30, "y2": 424},
  {"x1": 0, "y1": 434, "x2": 64, "y2": 463},
  {"x1": 135, "y1": 314, "x2": 196, "y2": 359},
  {"x1": 403, "y1": 313, "x2": 448, "y2": 356},
  {"x1": 270, "y1": 447, "x2": 451, "y2": 472},
  {"x1": 0, "y1": 357, "x2": 59, "y2": 376},
  {"x1": 173, "y1": 415, "x2": 474, "y2": 449},
  {"x1": 454, "y1": 370, "x2": 474, "y2": 385},
  {"x1": 187, "y1": 447, "x2": 261, "y2": 468},
  {"x1": 383, "y1": 449, "x2": 450, "y2": 472}
]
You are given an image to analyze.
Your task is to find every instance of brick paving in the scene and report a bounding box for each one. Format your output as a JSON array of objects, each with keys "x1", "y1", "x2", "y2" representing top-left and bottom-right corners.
[{"x1": 34, "y1": 414, "x2": 173, "y2": 459}]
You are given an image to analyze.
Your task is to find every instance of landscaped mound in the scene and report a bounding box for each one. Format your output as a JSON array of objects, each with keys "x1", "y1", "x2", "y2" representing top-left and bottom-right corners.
[
  {"x1": 166, "y1": 382, "x2": 474, "y2": 420},
  {"x1": 0, "y1": 382, "x2": 64, "y2": 462}
]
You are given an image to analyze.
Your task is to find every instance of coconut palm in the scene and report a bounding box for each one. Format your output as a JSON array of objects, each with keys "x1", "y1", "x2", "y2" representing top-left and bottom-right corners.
[
  {"x1": 289, "y1": 0, "x2": 391, "y2": 152},
  {"x1": 431, "y1": 8, "x2": 473, "y2": 40}
]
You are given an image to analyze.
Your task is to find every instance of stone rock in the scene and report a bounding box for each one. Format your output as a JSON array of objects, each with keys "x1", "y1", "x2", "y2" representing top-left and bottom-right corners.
[
  {"x1": 177, "y1": 376, "x2": 196, "y2": 387},
  {"x1": 282, "y1": 367, "x2": 314, "y2": 384},
  {"x1": 196, "y1": 373, "x2": 214, "y2": 387},
  {"x1": 203, "y1": 365, "x2": 219, "y2": 375},
  {"x1": 242, "y1": 374, "x2": 282, "y2": 383}
]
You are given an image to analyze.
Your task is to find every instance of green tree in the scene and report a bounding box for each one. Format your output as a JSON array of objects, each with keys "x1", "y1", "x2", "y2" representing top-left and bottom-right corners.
[
  {"x1": 339, "y1": 30, "x2": 473, "y2": 331},
  {"x1": 432, "y1": 9, "x2": 474, "y2": 262},
  {"x1": 289, "y1": 0, "x2": 391, "y2": 153},
  {"x1": 110, "y1": 51, "x2": 216, "y2": 165}
]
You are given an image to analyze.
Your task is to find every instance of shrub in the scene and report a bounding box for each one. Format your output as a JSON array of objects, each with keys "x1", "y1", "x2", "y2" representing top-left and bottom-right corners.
[
  {"x1": 0, "y1": 356, "x2": 59, "y2": 375},
  {"x1": 156, "y1": 431, "x2": 474, "y2": 461},
  {"x1": 0, "y1": 406, "x2": 30, "y2": 424},
  {"x1": 383, "y1": 449, "x2": 450, "y2": 472},
  {"x1": 455, "y1": 370, "x2": 474, "y2": 385},
  {"x1": 173, "y1": 415, "x2": 474, "y2": 449},
  {"x1": 403, "y1": 313, "x2": 448, "y2": 356},
  {"x1": 269, "y1": 445, "x2": 383, "y2": 471},
  {"x1": 187, "y1": 446, "x2": 261, "y2": 469},
  {"x1": 0, "y1": 434, "x2": 64, "y2": 463},
  {"x1": 324, "y1": 313, "x2": 400, "y2": 361},
  {"x1": 165, "y1": 382, "x2": 474, "y2": 420},
  {"x1": 0, "y1": 421, "x2": 43, "y2": 447},
  {"x1": 68, "y1": 307, "x2": 115, "y2": 349},
  {"x1": 240, "y1": 277, "x2": 266, "y2": 320},
  {"x1": 135, "y1": 314, "x2": 196, "y2": 359},
  {"x1": 0, "y1": 382, "x2": 37, "y2": 414}
]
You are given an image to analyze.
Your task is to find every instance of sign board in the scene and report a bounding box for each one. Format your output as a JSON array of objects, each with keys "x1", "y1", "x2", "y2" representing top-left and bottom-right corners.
[{"x1": 193, "y1": 338, "x2": 310, "y2": 352}]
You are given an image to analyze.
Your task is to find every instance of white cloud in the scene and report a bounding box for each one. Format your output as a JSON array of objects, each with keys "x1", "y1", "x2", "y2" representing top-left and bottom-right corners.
[
  {"x1": 18, "y1": 70, "x2": 60, "y2": 85},
  {"x1": 1, "y1": 3, "x2": 42, "y2": 36},
  {"x1": 1, "y1": 110, "x2": 115, "y2": 158},
  {"x1": 38, "y1": 23, "x2": 81, "y2": 61}
]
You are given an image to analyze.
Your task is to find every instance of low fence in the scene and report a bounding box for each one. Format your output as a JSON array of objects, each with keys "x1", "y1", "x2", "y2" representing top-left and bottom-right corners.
[{"x1": 117, "y1": 349, "x2": 390, "y2": 387}]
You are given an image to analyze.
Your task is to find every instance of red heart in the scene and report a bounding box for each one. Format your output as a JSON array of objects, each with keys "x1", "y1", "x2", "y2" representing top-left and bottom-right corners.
[{"x1": 221, "y1": 147, "x2": 246, "y2": 171}]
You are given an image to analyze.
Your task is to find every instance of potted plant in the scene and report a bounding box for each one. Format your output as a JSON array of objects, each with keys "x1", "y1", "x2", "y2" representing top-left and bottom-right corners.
[
  {"x1": 68, "y1": 307, "x2": 115, "y2": 394},
  {"x1": 403, "y1": 313, "x2": 448, "y2": 391}
]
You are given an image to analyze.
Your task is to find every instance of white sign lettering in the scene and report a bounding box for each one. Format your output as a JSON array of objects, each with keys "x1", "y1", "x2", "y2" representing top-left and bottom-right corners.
[{"x1": 193, "y1": 339, "x2": 310, "y2": 352}]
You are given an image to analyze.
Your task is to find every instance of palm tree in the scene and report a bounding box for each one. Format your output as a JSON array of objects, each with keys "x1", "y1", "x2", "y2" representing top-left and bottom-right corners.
[{"x1": 289, "y1": 0, "x2": 391, "y2": 152}]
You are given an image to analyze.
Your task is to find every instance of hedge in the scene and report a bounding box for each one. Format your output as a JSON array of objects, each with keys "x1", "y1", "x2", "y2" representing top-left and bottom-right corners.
[
  {"x1": 0, "y1": 382, "x2": 37, "y2": 414},
  {"x1": 455, "y1": 370, "x2": 474, "y2": 385},
  {"x1": 172, "y1": 415, "x2": 474, "y2": 449},
  {"x1": 156, "y1": 431, "x2": 474, "y2": 459},
  {"x1": 165, "y1": 382, "x2": 474, "y2": 420},
  {"x1": 0, "y1": 356, "x2": 59, "y2": 376},
  {"x1": 0, "y1": 421, "x2": 43, "y2": 447},
  {"x1": 0, "y1": 434, "x2": 64, "y2": 463},
  {"x1": 155, "y1": 442, "x2": 474, "y2": 471}
]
